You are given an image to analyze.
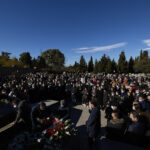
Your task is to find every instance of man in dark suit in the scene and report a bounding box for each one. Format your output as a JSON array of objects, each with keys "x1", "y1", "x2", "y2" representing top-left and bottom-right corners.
[{"x1": 86, "y1": 98, "x2": 101, "y2": 150}]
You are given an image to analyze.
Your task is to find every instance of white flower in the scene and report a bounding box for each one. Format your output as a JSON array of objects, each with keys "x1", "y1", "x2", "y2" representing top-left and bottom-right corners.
[
  {"x1": 54, "y1": 131, "x2": 59, "y2": 136},
  {"x1": 64, "y1": 119, "x2": 71, "y2": 125},
  {"x1": 65, "y1": 131, "x2": 71, "y2": 136},
  {"x1": 64, "y1": 125, "x2": 70, "y2": 130},
  {"x1": 50, "y1": 136, "x2": 53, "y2": 141},
  {"x1": 42, "y1": 130, "x2": 47, "y2": 134},
  {"x1": 37, "y1": 138, "x2": 42, "y2": 143}
]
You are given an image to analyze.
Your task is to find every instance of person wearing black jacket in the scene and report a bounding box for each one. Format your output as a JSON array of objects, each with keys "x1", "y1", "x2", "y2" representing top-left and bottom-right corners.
[
  {"x1": 57, "y1": 100, "x2": 70, "y2": 121},
  {"x1": 128, "y1": 111, "x2": 146, "y2": 135},
  {"x1": 12, "y1": 99, "x2": 32, "y2": 130},
  {"x1": 86, "y1": 98, "x2": 100, "y2": 150},
  {"x1": 31, "y1": 102, "x2": 51, "y2": 128}
]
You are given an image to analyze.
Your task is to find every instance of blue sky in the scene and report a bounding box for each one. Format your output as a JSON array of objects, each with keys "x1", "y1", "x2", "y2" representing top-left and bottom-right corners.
[{"x1": 0, "y1": 0, "x2": 150, "y2": 66}]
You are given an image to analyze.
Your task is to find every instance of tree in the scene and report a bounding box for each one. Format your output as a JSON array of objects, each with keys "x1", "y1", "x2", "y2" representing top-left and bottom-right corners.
[
  {"x1": 118, "y1": 51, "x2": 128, "y2": 73},
  {"x1": 128, "y1": 56, "x2": 134, "y2": 73},
  {"x1": 31, "y1": 58, "x2": 38, "y2": 68},
  {"x1": 42, "y1": 49, "x2": 65, "y2": 67},
  {"x1": 111, "y1": 59, "x2": 117, "y2": 73},
  {"x1": 134, "y1": 50, "x2": 150, "y2": 73},
  {"x1": 143, "y1": 50, "x2": 148, "y2": 58},
  {"x1": 19, "y1": 52, "x2": 32, "y2": 68},
  {"x1": 73, "y1": 61, "x2": 80, "y2": 72},
  {"x1": 140, "y1": 50, "x2": 143, "y2": 60},
  {"x1": 88, "y1": 56, "x2": 94, "y2": 72},
  {"x1": 79, "y1": 55, "x2": 87, "y2": 72},
  {"x1": 99, "y1": 54, "x2": 108, "y2": 73},
  {"x1": 134, "y1": 57, "x2": 150, "y2": 73},
  {"x1": 105, "y1": 58, "x2": 113, "y2": 73},
  {"x1": 37, "y1": 56, "x2": 47, "y2": 68},
  {"x1": 1, "y1": 51, "x2": 11, "y2": 59},
  {"x1": 94, "y1": 59, "x2": 99, "y2": 73}
]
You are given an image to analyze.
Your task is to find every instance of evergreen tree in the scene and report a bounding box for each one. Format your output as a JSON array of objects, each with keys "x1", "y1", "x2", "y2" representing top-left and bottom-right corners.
[
  {"x1": 99, "y1": 54, "x2": 108, "y2": 73},
  {"x1": 134, "y1": 50, "x2": 150, "y2": 73},
  {"x1": 140, "y1": 50, "x2": 143, "y2": 60},
  {"x1": 79, "y1": 55, "x2": 87, "y2": 72},
  {"x1": 111, "y1": 59, "x2": 117, "y2": 73},
  {"x1": 128, "y1": 56, "x2": 134, "y2": 73},
  {"x1": 94, "y1": 59, "x2": 99, "y2": 73},
  {"x1": 19, "y1": 52, "x2": 32, "y2": 68},
  {"x1": 105, "y1": 58, "x2": 112, "y2": 73},
  {"x1": 88, "y1": 56, "x2": 94, "y2": 72},
  {"x1": 143, "y1": 50, "x2": 148, "y2": 58},
  {"x1": 118, "y1": 51, "x2": 128, "y2": 73},
  {"x1": 73, "y1": 61, "x2": 80, "y2": 72}
]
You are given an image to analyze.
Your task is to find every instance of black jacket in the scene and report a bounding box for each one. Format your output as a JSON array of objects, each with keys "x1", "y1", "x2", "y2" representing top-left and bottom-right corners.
[
  {"x1": 14, "y1": 100, "x2": 31, "y2": 124},
  {"x1": 128, "y1": 121, "x2": 145, "y2": 135},
  {"x1": 86, "y1": 107, "x2": 100, "y2": 137}
]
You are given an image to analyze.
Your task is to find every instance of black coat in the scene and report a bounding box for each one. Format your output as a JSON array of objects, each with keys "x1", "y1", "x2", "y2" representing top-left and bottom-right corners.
[
  {"x1": 128, "y1": 121, "x2": 145, "y2": 135},
  {"x1": 14, "y1": 100, "x2": 31, "y2": 124},
  {"x1": 86, "y1": 107, "x2": 100, "y2": 137}
]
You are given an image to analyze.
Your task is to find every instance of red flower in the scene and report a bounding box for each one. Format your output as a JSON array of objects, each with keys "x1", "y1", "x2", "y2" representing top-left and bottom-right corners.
[
  {"x1": 52, "y1": 119, "x2": 57, "y2": 124},
  {"x1": 46, "y1": 129, "x2": 55, "y2": 135}
]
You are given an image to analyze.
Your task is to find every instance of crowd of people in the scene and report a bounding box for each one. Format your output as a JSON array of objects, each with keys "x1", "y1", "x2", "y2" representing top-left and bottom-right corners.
[{"x1": 0, "y1": 72, "x2": 150, "y2": 148}]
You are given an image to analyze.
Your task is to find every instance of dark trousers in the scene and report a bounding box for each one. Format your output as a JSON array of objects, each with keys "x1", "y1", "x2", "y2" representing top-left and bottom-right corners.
[{"x1": 88, "y1": 136, "x2": 99, "y2": 150}]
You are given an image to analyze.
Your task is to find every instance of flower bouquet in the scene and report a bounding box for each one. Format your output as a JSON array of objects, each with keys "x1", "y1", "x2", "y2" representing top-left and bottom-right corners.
[
  {"x1": 42, "y1": 119, "x2": 78, "y2": 150},
  {"x1": 7, "y1": 119, "x2": 77, "y2": 150}
]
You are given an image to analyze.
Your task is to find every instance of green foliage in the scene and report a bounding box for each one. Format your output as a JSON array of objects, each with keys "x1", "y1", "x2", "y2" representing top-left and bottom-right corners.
[
  {"x1": 37, "y1": 56, "x2": 47, "y2": 68},
  {"x1": 94, "y1": 59, "x2": 98, "y2": 73},
  {"x1": 98, "y1": 54, "x2": 108, "y2": 73},
  {"x1": 118, "y1": 51, "x2": 128, "y2": 73},
  {"x1": 111, "y1": 59, "x2": 117, "y2": 73},
  {"x1": 105, "y1": 58, "x2": 113, "y2": 73},
  {"x1": 88, "y1": 56, "x2": 94, "y2": 72},
  {"x1": 79, "y1": 55, "x2": 87, "y2": 72},
  {"x1": 42, "y1": 49, "x2": 65, "y2": 67},
  {"x1": 128, "y1": 56, "x2": 134, "y2": 73},
  {"x1": 0, "y1": 52, "x2": 23, "y2": 67},
  {"x1": 134, "y1": 50, "x2": 150, "y2": 73},
  {"x1": 73, "y1": 61, "x2": 80, "y2": 72},
  {"x1": 19, "y1": 52, "x2": 32, "y2": 67}
]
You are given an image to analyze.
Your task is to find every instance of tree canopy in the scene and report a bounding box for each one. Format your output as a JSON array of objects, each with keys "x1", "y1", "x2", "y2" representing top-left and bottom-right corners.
[{"x1": 42, "y1": 49, "x2": 65, "y2": 67}]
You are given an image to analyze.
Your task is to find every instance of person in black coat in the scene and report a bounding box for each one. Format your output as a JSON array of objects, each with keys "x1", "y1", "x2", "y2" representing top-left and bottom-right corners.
[
  {"x1": 86, "y1": 98, "x2": 100, "y2": 150},
  {"x1": 12, "y1": 99, "x2": 32, "y2": 130},
  {"x1": 138, "y1": 95, "x2": 150, "y2": 113},
  {"x1": 32, "y1": 102, "x2": 51, "y2": 130},
  {"x1": 97, "y1": 86, "x2": 103, "y2": 109},
  {"x1": 128, "y1": 111, "x2": 146, "y2": 135},
  {"x1": 57, "y1": 100, "x2": 70, "y2": 121}
]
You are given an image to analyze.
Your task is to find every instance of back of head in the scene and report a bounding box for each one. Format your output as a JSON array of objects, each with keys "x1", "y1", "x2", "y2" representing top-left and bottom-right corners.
[
  {"x1": 89, "y1": 98, "x2": 98, "y2": 108},
  {"x1": 39, "y1": 102, "x2": 46, "y2": 110}
]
